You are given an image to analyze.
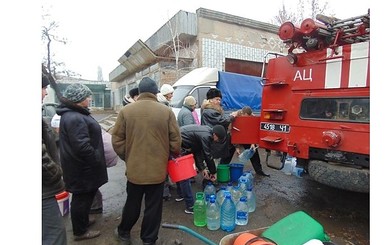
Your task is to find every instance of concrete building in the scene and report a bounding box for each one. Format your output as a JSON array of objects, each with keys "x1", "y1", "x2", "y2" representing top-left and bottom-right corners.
[
  {"x1": 109, "y1": 8, "x2": 284, "y2": 110},
  {"x1": 44, "y1": 76, "x2": 112, "y2": 110}
]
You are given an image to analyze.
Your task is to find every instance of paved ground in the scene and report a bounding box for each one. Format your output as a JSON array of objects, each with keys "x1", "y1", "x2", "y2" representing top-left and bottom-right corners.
[
  {"x1": 61, "y1": 110, "x2": 369, "y2": 245},
  {"x1": 63, "y1": 155, "x2": 369, "y2": 245}
]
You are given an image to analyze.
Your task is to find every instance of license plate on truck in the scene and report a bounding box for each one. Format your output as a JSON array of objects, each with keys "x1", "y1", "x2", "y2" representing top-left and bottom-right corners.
[{"x1": 260, "y1": 122, "x2": 290, "y2": 133}]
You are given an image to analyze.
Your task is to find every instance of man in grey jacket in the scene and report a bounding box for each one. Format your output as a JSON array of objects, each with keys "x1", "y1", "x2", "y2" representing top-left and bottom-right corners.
[{"x1": 112, "y1": 77, "x2": 181, "y2": 245}]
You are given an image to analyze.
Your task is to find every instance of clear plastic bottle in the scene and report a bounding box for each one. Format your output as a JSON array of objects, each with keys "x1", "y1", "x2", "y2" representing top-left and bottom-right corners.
[
  {"x1": 238, "y1": 179, "x2": 248, "y2": 198},
  {"x1": 193, "y1": 192, "x2": 206, "y2": 227},
  {"x1": 226, "y1": 182, "x2": 233, "y2": 192},
  {"x1": 245, "y1": 186, "x2": 256, "y2": 213},
  {"x1": 216, "y1": 185, "x2": 226, "y2": 207},
  {"x1": 282, "y1": 155, "x2": 293, "y2": 175},
  {"x1": 204, "y1": 181, "x2": 216, "y2": 204},
  {"x1": 238, "y1": 148, "x2": 255, "y2": 163},
  {"x1": 206, "y1": 195, "x2": 220, "y2": 230},
  {"x1": 230, "y1": 185, "x2": 242, "y2": 204},
  {"x1": 235, "y1": 196, "x2": 249, "y2": 225},
  {"x1": 220, "y1": 191, "x2": 236, "y2": 232},
  {"x1": 244, "y1": 171, "x2": 254, "y2": 189}
]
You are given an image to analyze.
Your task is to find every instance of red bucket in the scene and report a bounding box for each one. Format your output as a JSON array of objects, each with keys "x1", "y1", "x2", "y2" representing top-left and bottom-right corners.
[{"x1": 167, "y1": 154, "x2": 197, "y2": 182}]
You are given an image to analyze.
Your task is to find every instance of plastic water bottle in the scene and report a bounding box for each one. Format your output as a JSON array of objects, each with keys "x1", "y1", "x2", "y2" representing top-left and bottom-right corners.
[
  {"x1": 216, "y1": 185, "x2": 226, "y2": 207},
  {"x1": 235, "y1": 196, "x2": 249, "y2": 225},
  {"x1": 220, "y1": 191, "x2": 236, "y2": 232},
  {"x1": 245, "y1": 186, "x2": 256, "y2": 213},
  {"x1": 204, "y1": 181, "x2": 216, "y2": 204},
  {"x1": 206, "y1": 195, "x2": 220, "y2": 230},
  {"x1": 238, "y1": 179, "x2": 248, "y2": 198},
  {"x1": 282, "y1": 155, "x2": 294, "y2": 175},
  {"x1": 238, "y1": 173, "x2": 250, "y2": 188},
  {"x1": 289, "y1": 157, "x2": 303, "y2": 177},
  {"x1": 292, "y1": 166, "x2": 304, "y2": 177},
  {"x1": 230, "y1": 185, "x2": 242, "y2": 204},
  {"x1": 238, "y1": 148, "x2": 255, "y2": 163},
  {"x1": 226, "y1": 182, "x2": 233, "y2": 192},
  {"x1": 193, "y1": 192, "x2": 206, "y2": 227},
  {"x1": 244, "y1": 171, "x2": 254, "y2": 189}
]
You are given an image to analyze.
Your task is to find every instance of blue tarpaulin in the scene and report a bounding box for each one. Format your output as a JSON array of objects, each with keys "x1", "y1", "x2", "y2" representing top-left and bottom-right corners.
[{"x1": 217, "y1": 71, "x2": 263, "y2": 111}]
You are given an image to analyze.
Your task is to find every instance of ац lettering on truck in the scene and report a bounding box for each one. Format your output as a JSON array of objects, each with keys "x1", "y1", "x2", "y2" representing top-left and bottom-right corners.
[{"x1": 235, "y1": 11, "x2": 370, "y2": 193}]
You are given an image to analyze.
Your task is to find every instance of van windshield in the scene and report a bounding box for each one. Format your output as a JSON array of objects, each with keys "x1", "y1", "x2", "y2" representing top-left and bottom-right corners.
[{"x1": 170, "y1": 85, "x2": 194, "y2": 108}]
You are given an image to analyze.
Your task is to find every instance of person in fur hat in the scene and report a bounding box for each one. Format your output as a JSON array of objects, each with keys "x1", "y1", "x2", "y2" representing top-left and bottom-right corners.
[
  {"x1": 122, "y1": 87, "x2": 139, "y2": 106},
  {"x1": 201, "y1": 88, "x2": 238, "y2": 129},
  {"x1": 202, "y1": 88, "x2": 270, "y2": 177}
]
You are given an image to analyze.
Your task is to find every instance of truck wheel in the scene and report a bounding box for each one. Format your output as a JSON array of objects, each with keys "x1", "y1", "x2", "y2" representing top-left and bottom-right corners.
[{"x1": 308, "y1": 160, "x2": 369, "y2": 193}]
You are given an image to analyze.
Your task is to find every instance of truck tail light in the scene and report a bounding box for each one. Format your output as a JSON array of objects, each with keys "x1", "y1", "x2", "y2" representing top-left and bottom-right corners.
[{"x1": 263, "y1": 110, "x2": 285, "y2": 120}]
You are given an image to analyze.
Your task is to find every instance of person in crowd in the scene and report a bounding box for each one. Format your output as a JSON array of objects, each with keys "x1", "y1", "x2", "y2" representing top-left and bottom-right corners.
[
  {"x1": 180, "y1": 124, "x2": 228, "y2": 190},
  {"x1": 174, "y1": 96, "x2": 199, "y2": 210},
  {"x1": 111, "y1": 77, "x2": 181, "y2": 245},
  {"x1": 157, "y1": 84, "x2": 174, "y2": 106},
  {"x1": 50, "y1": 115, "x2": 112, "y2": 214},
  {"x1": 177, "y1": 96, "x2": 198, "y2": 127},
  {"x1": 200, "y1": 88, "x2": 237, "y2": 167},
  {"x1": 157, "y1": 83, "x2": 176, "y2": 200},
  {"x1": 56, "y1": 83, "x2": 108, "y2": 241},
  {"x1": 201, "y1": 88, "x2": 238, "y2": 129},
  {"x1": 122, "y1": 87, "x2": 139, "y2": 106},
  {"x1": 42, "y1": 74, "x2": 67, "y2": 245}
]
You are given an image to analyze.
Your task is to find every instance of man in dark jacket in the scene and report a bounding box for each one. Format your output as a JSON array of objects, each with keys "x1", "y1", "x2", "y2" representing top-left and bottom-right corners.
[
  {"x1": 180, "y1": 124, "x2": 228, "y2": 184},
  {"x1": 42, "y1": 74, "x2": 67, "y2": 245},
  {"x1": 56, "y1": 83, "x2": 108, "y2": 241},
  {"x1": 112, "y1": 77, "x2": 181, "y2": 245}
]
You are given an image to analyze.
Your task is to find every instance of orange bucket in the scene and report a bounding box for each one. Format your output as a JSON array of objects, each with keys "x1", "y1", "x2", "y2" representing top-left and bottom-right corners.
[
  {"x1": 167, "y1": 154, "x2": 197, "y2": 182},
  {"x1": 233, "y1": 233, "x2": 275, "y2": 245}
]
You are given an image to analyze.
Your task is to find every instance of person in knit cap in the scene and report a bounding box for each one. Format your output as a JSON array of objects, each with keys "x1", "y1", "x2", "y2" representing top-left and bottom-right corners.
[
  {"x1": 112, "y1": 77, "x2": 181, "y2": 244},
  {"x1": 157, "y1": 84, "x2": 174, "y2": 106},
  {"x1": 42, "y1": 74, "x2": 67, "y2": 245},
  {"x1": 177, "y1": 96, "x2": 198, "y2": 127},
  {"x1": 122, "y1": 87, "x2": 139, "y2": 106},
  {"x1": 56, "y1": 83, "x2": 108, "y2": 241}
]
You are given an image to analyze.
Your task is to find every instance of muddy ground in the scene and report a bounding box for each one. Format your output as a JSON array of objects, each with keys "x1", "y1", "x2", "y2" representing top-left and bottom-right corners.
[{"x1": 63, "y1": 148, "x2": 369, "y2": 245}]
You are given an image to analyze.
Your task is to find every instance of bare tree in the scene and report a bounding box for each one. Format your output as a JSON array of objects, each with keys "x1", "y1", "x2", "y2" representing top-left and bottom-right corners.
[
  {"x1": 272, "y1": 0, "x2": 330, "y2": 25},
  {"x1": 166, "y1": 16, "x2": 181, "y2": 79},
  {"x1": 273, "y1": 3, "x2": 298, "y2": 25},
  {"x1": 41, "y1": 6, "x2": 79, "y2": 78}
]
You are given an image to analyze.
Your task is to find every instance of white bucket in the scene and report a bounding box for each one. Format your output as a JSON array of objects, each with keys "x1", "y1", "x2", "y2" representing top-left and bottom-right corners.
[{"x1": 55, "y1": 191, "x2": 70, "y2": 216}]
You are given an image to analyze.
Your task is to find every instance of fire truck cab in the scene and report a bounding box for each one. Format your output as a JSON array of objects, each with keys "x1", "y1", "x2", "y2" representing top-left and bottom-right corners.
[{"x1": 232, "y1": 11, "x2": 370, "y2": 193}]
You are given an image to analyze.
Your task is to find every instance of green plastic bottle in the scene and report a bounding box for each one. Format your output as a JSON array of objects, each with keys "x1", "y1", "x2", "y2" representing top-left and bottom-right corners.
[{"x1": 193, "y1": 192, "x2": 207, "y2": 227}]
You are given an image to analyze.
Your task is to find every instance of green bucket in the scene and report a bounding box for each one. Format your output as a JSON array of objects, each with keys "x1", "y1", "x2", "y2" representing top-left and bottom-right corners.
[{"x1": 217, "y1": 164, "x2": 230, "y2": 183}]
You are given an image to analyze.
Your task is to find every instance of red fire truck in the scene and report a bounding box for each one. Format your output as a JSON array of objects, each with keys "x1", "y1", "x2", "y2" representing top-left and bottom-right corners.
[{"x1": 232, "y1": 11, "x2": 370, "y2": 193}]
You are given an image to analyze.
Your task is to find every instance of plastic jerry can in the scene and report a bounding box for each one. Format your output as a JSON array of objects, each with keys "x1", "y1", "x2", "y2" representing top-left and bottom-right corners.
[{"x1": 261, "y1": 211, "x2": 330, "y2": 245}]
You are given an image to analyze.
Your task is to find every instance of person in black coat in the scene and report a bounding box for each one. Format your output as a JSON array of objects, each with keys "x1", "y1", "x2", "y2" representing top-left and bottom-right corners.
[
  {"x1": 42, "y1": 74, "x2": 67, "y2": 245},
  {"x1": 180, "y1": 124, "x2": 228, "y2": 187},
  {"x1": 56, "y1": 83, "x2": 108, "y2": 241}
]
